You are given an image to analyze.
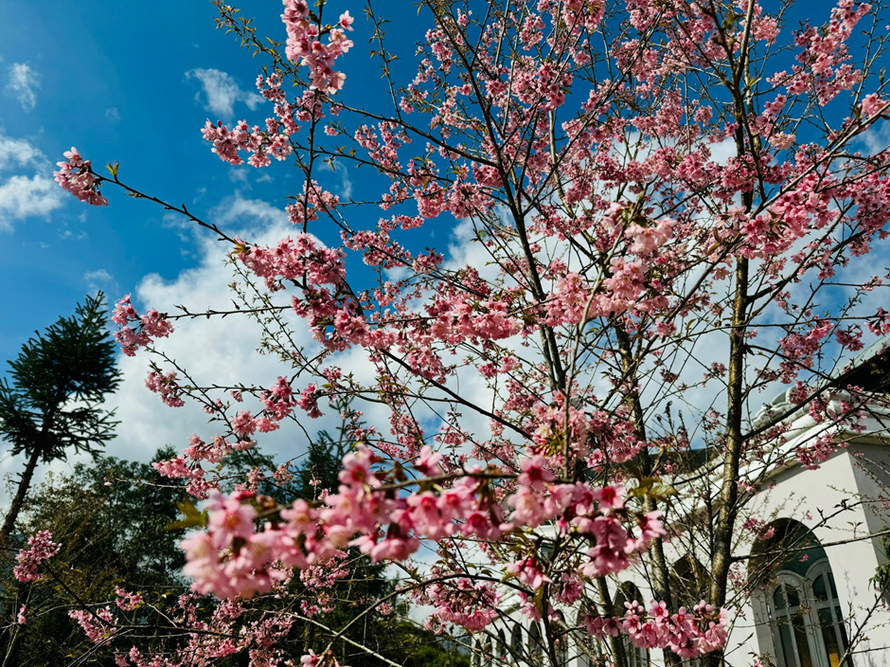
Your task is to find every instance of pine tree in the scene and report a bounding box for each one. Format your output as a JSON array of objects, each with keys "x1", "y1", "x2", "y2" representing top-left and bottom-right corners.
[{"x1": 0, "y1": 292, "x2": 120, "y2": 544}]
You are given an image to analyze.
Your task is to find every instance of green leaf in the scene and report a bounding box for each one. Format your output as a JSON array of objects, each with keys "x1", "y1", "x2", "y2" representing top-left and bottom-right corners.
[
  {"x1": 649, "y1": 483, "x2": 678, "y2": 501},
  {"x1": 167, "y1": 500, "x2": 208, "y2": 531},
  {"x1": 533, "y1": 585, "x2": 546, "y2": 613}
]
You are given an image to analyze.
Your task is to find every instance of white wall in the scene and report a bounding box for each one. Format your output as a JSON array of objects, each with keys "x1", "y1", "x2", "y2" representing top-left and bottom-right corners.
[{"x1": 488, "y1": 437, "x2": 890, "y2": 667}]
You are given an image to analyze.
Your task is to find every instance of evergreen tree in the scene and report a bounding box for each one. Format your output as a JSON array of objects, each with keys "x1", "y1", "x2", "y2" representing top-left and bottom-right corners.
[
  {"x1": 1, "y1": 448, "x2": 190, "y2": 666},
  {"x1": 0, "y1": 292, "x2": 120, "y2": 544}
]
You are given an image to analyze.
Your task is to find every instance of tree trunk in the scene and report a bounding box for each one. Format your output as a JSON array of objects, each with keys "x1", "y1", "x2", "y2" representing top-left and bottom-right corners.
[
  {"x1": 706, "y1": 255, "x2": 749, "y2": 667},
  {"x1": 0, "y1": 446, "x2": 42, "y2": 546},
  {"x1": 0, "y1": 449, "x2": 40, "y2": 667},
  {"x1": 597, "y1": 577, "x2": 628, "y2": 667}
]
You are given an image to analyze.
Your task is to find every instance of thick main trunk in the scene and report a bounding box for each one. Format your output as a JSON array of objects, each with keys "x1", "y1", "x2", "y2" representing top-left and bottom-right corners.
[
  {"x1": 706, "y1": 255, "x2": 749, "y2": 667},
  {"x1": 0, "y1": 446, "x2": 41, "y2": 546},
  {"x1": 705, "y1": 36, "x2": 757, "y2": 654}
]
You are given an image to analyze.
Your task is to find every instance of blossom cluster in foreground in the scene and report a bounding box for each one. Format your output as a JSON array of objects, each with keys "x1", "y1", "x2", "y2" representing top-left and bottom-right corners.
[
  {"x1": 586, "y1": 600, "x2": 728, "y2": 658},
  {"x1": 13, "y1": 530, "x2": 60, "y2": 582},
  {"x1": 180, "y1": 448, "x2": 663, "y2": 596}
]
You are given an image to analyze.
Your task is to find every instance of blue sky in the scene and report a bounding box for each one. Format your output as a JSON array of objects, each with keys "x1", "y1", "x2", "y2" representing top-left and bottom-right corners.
[
  {"x1": 0, "y1": 0, "x2": 428, "y2": 363},
  {"x1": 0, "y1": 1, "x2": 439, "y2": 476},
  {"x1": 1, "y1": 1, "x2": 265, "y2": 355}
]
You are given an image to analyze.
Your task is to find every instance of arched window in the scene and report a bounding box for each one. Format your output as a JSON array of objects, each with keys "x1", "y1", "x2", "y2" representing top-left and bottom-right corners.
[
  {"x1": 770, "y1": 571, "x2": 817, "y2": 667},
  {"x1": 753, "y1": 520, "x2": 850, "y2": 667},
  {"x1": 808, "y1": 562, "x2": 849, "y2": 666},
  {"x1": 613, "y1": 582, "x2": 650, "y2": 667},
  {"x1": 511, "y1": 624, "x2": 523, "y2": 655},
  {"x1": 669, "y1": 556, "x2": 710, "y2": 667},
  {"x1": 528, "y1": 623, "x2": 544, "y2": 659},
  {"x1": 496, "y1": 629, "x2": 507, "y2": 663}
]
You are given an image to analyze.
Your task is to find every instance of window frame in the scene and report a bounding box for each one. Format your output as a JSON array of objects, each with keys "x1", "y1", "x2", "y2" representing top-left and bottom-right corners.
[{"x1": 764, "y1": 559, "x2": 850, "y2": 667}]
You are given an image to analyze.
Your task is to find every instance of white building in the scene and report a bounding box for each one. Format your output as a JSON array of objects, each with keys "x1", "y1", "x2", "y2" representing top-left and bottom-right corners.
[{"x1": 475, "y1": 341, "x2": 890, "y2": 667}]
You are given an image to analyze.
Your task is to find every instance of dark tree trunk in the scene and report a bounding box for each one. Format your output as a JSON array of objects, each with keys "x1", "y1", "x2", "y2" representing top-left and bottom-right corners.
[
  {"x1": 0, "y1": 449, "x2": 41, "y2": 667},
  {"x1": 1, "y1": 446, "x2": 41, "y2": 546}
]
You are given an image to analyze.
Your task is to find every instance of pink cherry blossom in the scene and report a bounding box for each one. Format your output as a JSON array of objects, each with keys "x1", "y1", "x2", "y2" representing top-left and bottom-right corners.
[
  {"x1": 54, "y1": 148, "x2": 108, "y2": 206},
  {"x1": 13, "y1": 530, "x2": 60, "y2": 582}
]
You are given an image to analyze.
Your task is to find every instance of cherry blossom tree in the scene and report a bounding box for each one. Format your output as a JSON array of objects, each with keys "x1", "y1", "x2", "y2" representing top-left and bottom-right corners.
[{"x1": 34, "y1": 0, "x2": 890, "y2": 665}]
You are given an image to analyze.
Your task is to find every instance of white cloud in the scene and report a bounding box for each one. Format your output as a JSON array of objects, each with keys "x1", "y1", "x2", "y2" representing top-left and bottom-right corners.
[
  {"x1": 84, "y1": 269, "x2": 117, "y2": 293},
  {"x1": 0, "y1": 132, "x2": 44, "y2": 170},
  {"x1": 59, "y1": 228, "x2": 88, "y2": 241},
  {"x1": 102, "y1": 194, "x2": 317, "y2": 463},
  {"x1": 0, "y1": 131, "x2": 76, "y2": 232},
  {"x1": 185, "y1": 68, "x2": 263, "y2": 119},
  {"x1": 4, "y1": 63, "x2": 40, "y2": 112},
  {"x1": 161, "y1": 211, "x2": 194, "y2": 245},
  {"x1": 84, "y1": 268, "x2": 114, "y2": 282},
  {"x1": 105, "y1": 107, "x2": 121, "y2": 123},
  {"x1": 228, "y1": 168, "x2": 249, "y2": 183},
  {"x1": 214, "y1": 192, "x2": 290, "y2": 227},
  {"x1": 0, "y1": 174, "x2": 65, "y2": 231},
  {"x1": 97, "y1": 192, "x2": 416, "y2": 472},
  {"x1": 320, "y1": 160, "x2": 353, "y2": 199},
  {"x1": 0, "y1": 197, "x2": 523, "y2": 508},
  {"x1": 0, "y1": 194, "x2": 557, "y2": 498},
  {"x1": 858, "y1": 120, "x2": 890, "y2": 156}
]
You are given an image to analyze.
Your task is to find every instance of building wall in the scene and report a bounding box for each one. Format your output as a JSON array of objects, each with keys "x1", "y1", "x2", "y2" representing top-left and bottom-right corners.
[
  {"x1": 731, "y1": 446, "x2": 889, "y2": 665},
  {"x1": 490, "y1": 438, "x2": 890, "y2": 667}
]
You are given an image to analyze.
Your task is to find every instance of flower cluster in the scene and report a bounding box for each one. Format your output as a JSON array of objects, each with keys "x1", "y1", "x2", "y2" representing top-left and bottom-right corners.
[
  {"x1": 115, "y1": 586, "x2": 144, "y2": 612},
  {"x1": 586, "y1": 600, "x2": 728, "y2": 659},
  {"x1": 200, "y1": 74, "x2": 323, "y2": 167},
  {"x1": 777, "y1": 0, "x2": 872, "y2": 105},
  {"x1": 180, "y1": 490, "x2": 284, "y2": 599},
  {"x1": 152, "y1": 455, "x2": 210, "y2": 498},
  {"x1": 145, "y1": 370, "x2": 185, "y2": 408},
  {"x1": 13, "y1": 530, "x2": 61, "y2": 582},
  {"x1": 53, "y1": 148, "x2": 108, "y2": 206},
  {"x1": 286, "y1": 181, "x2": 341, "y2": 228},
  {"x1": 181, "y1": 445, "x2": 666, "y2": 609},
  {"x1": 299, "y1": 550, "x2": 351, "y2": 617},
  {"x1": 111, "y1": 295, "x2": 174, "y2": 357},
  {"x1": 234, "y1": 233, "x2": 345, "y2": 293},
  {"x1": 506, "y1": 481, "x2": 665, "y2": 581},
  {"x1": 105, "y1": 594, "x2": 294, "y2": 666},
  {"x1": 68, "y1": 607, "x2": 116, "y2": 643},
  {"x1": 200, "y1": 119, "x2": 282, "y2": 167},
  {"x1": 282, "y1": 1, "x2": 354, "y2": 94},
  {"x1": 415, "y1": 576, "x2": 500, "y2": 632}
]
